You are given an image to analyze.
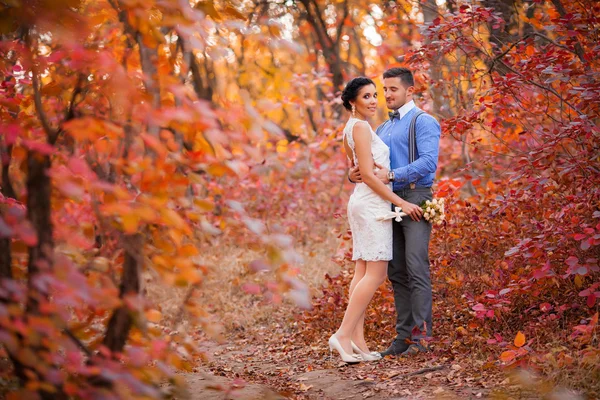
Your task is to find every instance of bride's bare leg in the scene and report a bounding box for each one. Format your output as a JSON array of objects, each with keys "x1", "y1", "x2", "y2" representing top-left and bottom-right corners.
[
  {"x1": 348, "y1": 261, "x2": 368, "y2": 351},
  {"x1": 335, "y1": 261, "x2": 387, "y2": 354}
]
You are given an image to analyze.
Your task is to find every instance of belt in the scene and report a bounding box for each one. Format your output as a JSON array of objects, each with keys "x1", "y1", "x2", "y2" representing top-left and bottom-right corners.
[
  {"x1": 394, "y1": 184, "x2": 431, "y2": 191},
  {"x1": 394, "y1": 186, "x2": 432, "y2": 195}
]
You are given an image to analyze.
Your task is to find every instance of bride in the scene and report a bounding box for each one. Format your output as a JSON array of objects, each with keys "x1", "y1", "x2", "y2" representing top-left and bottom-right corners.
[{"x1": 329, "y1": 77, "x2": 422, "y2": 363}]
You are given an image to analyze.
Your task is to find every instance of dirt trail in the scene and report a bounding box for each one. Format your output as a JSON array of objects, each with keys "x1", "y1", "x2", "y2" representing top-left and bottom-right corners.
[{"x1": 183, "y1": 331, "x2": 502, "y2": 400}]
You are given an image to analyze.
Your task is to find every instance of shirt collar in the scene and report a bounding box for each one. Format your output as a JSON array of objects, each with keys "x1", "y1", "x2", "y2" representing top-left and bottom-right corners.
[{"x1": 398, "y1": 100, "x2": 415, "y2": 120}]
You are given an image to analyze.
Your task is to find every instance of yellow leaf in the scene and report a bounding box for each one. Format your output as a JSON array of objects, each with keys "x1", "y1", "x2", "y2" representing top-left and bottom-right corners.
[
  {"x1": 122, "y1": 214, "x2": 140, "y2": 234},
  {"x1": 194, "y1": 199, "x2": 215, "y2": 212},
  {"x1": 135, "y1": 206, "x2": 158, "y2": 222},
  {"x1": 514, "y1": 331, "x2": 526, "y2": 348},
  {"x1": 161, "y1": 209, "x2": 186, "y2": 230},
  {"x1": 195, "y1": 0, "x2": 221, "y2": 20},
  {"x1": 222, "y1": 5, "x2": 246, "y2": 20},
  {"x1": 206, "y1": 163, "x2": 233, "y2": 177}
]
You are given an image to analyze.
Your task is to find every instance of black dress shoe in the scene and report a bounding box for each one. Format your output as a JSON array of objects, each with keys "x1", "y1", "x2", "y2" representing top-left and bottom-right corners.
[
  {"x1": 379, "y1": 338, "x2": 410, "y2": 357},
  {"x1": 401, "y1": 342, "x2": 429, "y2": 355}
]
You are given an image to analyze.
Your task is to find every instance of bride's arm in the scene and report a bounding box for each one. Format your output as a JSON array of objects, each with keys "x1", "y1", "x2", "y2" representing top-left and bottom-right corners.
[{"x1": 352, "y1": 123, "x2": 422, "y2": 221}]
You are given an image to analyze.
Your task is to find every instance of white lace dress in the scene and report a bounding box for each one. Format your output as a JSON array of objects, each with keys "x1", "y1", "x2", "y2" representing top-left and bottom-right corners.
[{"x1": 343, "y1": 118, "x2": 393, "y2": 261}]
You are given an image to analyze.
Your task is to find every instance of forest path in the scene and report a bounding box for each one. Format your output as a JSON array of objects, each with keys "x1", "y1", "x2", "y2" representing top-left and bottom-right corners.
[{"x1": 183, "y1": 322, "x2": 505, "y2": 400}]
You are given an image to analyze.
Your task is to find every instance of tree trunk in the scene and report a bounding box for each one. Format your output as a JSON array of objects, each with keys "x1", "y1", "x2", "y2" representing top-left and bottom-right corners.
[
  {"x1": 25, "y1": 153, "x2": 53, "y2": 311},
  {"x1": 419, "y1": 0, "x2": 444, "y2": 115},
  {"x1": 482, "y1": 0, "x2": 517, "y2": 53},
  {"x1": 298, "y1": 0, "x2": 345, "y2": 90},
  {"x1": 0, "y1": 142, "x2": 16, "y2": 280},
  {"x1": 23, "y1": 154, "x2": 67, "y2": 400},
  {"x1": 103, "y1": 234, "x2": 142, "y2": 352}
]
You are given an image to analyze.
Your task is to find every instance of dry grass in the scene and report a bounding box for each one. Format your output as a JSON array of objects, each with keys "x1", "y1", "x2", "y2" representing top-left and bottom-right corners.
[{"x1": 144, "y1": 218, "x2": 344, "y2": 339}]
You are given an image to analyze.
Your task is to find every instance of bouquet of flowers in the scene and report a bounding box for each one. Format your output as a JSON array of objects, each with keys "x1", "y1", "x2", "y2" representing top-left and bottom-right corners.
[
  {"x1": 421, "y1": 198, "x2": 445, "y2": 225},
  {"x1": 376, "y1": 198, "x2": 446, "y2": 225}
]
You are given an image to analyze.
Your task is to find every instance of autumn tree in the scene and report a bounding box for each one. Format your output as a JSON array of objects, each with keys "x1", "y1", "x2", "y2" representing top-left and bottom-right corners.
[{"x1": 1, "y1": 0, "x2": 598, "y2": 397}]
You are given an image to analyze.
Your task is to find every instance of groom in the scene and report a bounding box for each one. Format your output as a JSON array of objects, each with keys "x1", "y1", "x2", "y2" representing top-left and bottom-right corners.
[{"x1": 349, "y1": 67, "x2": 441, "y2": 356}]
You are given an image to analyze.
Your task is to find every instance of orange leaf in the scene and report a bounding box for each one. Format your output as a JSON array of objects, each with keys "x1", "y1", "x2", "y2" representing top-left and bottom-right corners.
[
  {"x1": 514, "y1": 331, "x2": 526, "y2": 348},
  {"x1": 179, "y1": 244, "x2": 199, "y2": 257},
  {"x1": 500, "y1": 350, "x2": 516, "y2": 362},
  {"x1": 146, "y1": 309, "x2": 162, "y2": 323},
  {"x1": 176, "y1": 267, "x2": 202, "y2": 286}
]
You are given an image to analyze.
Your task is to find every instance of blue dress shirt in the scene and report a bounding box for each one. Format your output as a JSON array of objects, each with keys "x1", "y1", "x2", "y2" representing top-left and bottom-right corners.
[{"x1": 376, "y1": 101, "x2": 441, "y2": 191}]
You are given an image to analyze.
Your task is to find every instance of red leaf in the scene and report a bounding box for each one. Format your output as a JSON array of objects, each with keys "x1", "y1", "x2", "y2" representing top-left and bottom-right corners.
[
  {"x1": 565, "y1": 256, "x2": 579, "y2": 267},
  {"x1": 14, "y1": 220, "x2": 38, "y2": 246},
  {"x1": 57, "y1": 181, "x2": 85, "y2": 199},
  {"x1": 68, "y1": 158, "x2": 95, "y2": 180},
  {"x1": 22, "y1": 139, "x2": 55, "y2": 155},
  {"x1": 3, "y1": 124, "x2": 20, "y2": 145},
  {"x1": 587, "y1": 295, "x2": 596, "y2": 308}
]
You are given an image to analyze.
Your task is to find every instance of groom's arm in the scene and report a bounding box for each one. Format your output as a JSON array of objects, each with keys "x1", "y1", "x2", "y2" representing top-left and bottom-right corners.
[
  {"x1": 353, "y1": 121, "x2": 390, "y2": 183},
  {"x1": 391, "y1": 115, "x2": 441, "y2": 184}
]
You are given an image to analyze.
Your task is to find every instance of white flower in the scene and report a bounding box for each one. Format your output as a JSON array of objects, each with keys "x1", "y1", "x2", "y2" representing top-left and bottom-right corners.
[
  {"x1": 432, "y1": 198, "x2": 438, "y2": 205},
  {"x1": 425, "y1": 200, "x2": 431, "y2": 205},
  {"x1": 436, "y1": 220, "x2": 443, "y2": 226},
  {"x1": 430, "y1": 209, "x2": 436, "y2": 215},
  {"x1": 424, "y1": 212, "x2": 430, "y2": 219}
]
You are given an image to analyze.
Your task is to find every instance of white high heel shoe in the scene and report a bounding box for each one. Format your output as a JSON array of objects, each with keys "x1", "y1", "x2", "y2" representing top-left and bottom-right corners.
[
  {"x1": 351, "y1": 341, "x2": 382, "y2": 361},
  {"x1": 328, "y1": 335, "x2": 362, "y2": 364}
]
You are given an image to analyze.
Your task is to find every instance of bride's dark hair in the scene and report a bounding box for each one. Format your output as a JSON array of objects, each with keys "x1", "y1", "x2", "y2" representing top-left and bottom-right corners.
[{"x1": 341, "y1": 77, "x2": 375, "y2": 111}]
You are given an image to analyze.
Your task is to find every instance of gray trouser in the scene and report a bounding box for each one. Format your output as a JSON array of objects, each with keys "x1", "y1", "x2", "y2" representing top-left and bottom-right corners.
[{"x1": 388, "y1": 187, "x2": 433, "y2": 340}]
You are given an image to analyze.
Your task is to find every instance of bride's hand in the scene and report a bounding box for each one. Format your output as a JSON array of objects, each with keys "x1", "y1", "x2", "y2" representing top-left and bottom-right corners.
[{"x1": 399, "y1": 200, "x2": 423, "y2": 222}]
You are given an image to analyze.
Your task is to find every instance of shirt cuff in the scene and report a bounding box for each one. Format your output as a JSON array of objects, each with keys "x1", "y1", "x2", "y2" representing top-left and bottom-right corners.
[{"x1": 393, "y1": 167, "x2": 409, "y2": 183}]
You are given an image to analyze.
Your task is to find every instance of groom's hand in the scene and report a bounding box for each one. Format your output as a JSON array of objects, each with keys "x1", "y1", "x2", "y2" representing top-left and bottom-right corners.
[
  {"x1": 373, "y1": 162, "x2": 390, "y2": 184},
  {"x1": 348, "y1": 165, "x2": 362, "y2": 183}
]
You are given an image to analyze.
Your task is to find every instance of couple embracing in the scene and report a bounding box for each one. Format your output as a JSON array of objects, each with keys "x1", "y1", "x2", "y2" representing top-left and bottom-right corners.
[{"x1": 328, "y1": 68, "x2": 441, "y2": 363}]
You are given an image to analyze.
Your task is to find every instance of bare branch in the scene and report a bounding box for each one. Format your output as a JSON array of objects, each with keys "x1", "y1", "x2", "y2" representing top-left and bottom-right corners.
[
  {"x1": 549, "y1": 0, "x2": 586, "y2": 64},
  {"x1": 27, "y1": 31, "x2": 58, "y2": 143},
  {"x1": 335, "y1": 0, "x2": 349, "y2": 46}
]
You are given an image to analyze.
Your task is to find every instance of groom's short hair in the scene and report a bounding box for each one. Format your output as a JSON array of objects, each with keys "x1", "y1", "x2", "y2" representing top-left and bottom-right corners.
[{"x1": 383, "y1": 68, "x2": 414, "y2": 88}]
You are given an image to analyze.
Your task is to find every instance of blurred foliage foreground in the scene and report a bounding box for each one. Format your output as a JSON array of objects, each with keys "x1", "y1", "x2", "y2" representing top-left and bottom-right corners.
[{"x1": 0, "y1": 0, "x2": 599, "y2": 398}]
